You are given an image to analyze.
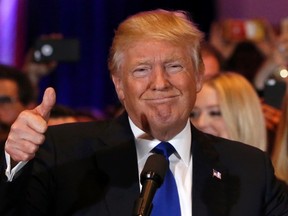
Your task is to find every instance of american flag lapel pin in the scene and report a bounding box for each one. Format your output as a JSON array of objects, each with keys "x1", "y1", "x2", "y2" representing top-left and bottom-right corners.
[{"x1": 212, "y1": 169, "x2": 222, "y2": 180}]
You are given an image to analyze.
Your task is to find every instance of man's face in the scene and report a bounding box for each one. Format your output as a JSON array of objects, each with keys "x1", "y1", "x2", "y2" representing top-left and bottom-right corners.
[
  {"x1": 0, "y1": 79, "x2": 27, "y2": 127},
  {"x1": 112, "y1": 39, "x2": 202, "y2": 140}
]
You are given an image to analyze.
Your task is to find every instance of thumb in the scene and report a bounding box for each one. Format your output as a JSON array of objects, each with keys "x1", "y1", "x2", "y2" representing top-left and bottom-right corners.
[{"x1": 35, "y1": 87, "x2": 56, "y2": 121}]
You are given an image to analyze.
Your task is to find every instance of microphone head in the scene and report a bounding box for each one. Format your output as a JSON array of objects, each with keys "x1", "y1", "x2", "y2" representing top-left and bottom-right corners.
[{"x1": 140, "y1": 154, "x2": 168, "y2": 187}]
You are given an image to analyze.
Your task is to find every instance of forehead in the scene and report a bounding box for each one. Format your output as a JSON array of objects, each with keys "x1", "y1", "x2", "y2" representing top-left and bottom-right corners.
[
  {"x1": 125, "y1": 39, "x2": 190, "y2": 62},
  {"x1": 196, "y1": 84, "x2": 219, "y2": 104},
  {"x1": 0, "y1": 79, "x2": 18, "y2": 96}
]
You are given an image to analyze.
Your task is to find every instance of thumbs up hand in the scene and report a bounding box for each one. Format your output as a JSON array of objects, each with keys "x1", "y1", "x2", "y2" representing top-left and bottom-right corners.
[{"x1": 5, "y1": 87, "x2": 56, "y2": 162}]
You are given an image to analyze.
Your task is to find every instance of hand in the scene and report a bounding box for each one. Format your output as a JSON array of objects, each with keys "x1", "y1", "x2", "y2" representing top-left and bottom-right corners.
[
  {"x1": 209, "y1": 21, "x2": 237, "y2": 59},
  {"x1": 22, "y1": 33, "x2": 63, "y2": 86},
  {"x1": 262, "y1": 102, "x2": 281, "y2": 131},
  {"x1": 254, "y1": 27, "x2": 288, "y2": 90},
  {"x1": 276, "y1": 33, "x2": 288, "y2": 65},
  {"x1": 5, "y1": 87, "x2": 56, "y2": 162}
]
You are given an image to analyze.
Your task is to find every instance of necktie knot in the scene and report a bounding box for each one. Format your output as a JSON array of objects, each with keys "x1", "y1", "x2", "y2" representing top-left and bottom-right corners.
[{"x1": 152, "y1": 141, "x2": 176, "y2": 159}]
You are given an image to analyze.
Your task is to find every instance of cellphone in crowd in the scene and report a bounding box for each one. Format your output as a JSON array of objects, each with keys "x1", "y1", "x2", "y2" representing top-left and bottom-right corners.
[
  {"x1": 222, "y1": 19, "x2": 266, "y2": 42},
  {"x1": 33, "y1": 38, "x2": 80, "y2": 63},
  {"x1": 263, "y1": 78, "x2": 286, "y2": 109}
]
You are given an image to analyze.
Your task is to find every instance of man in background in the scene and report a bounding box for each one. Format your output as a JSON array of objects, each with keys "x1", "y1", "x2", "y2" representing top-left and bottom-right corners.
[{"x1": 0, "y1": 64, "x2": 37, "y2": 144}]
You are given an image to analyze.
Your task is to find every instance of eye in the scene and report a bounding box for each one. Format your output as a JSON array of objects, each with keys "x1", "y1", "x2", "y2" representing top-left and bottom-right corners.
[
  {"x1": 166, "y1": 63, "x2": 183, "y2": 73},
  {"x1": 190, "y1": 109, "x2": 200, "y2": 119},
  {"x1": 0, "y1": 96, "x2": 15, "y2": 104},
  {"x1": 132, "y1": 66, "x2": 150, "y2": 78},
  {"x1": 209, "y1": 110, "x2": 222, "y2": 117}
]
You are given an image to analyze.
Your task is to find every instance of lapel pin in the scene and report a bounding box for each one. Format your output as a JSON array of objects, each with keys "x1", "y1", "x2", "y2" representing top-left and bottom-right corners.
[{"x1": 212, "y1": 169, "x2": 222, "y2": 180}]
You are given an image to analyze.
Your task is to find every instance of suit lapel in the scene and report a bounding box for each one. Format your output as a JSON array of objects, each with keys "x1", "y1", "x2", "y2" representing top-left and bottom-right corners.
[
  {"x1": 192, "y1": 125, "x2": 230, "y2": 216},
  {"x1": 95, "y1": 113, "x2": 140, "y2": 216}
]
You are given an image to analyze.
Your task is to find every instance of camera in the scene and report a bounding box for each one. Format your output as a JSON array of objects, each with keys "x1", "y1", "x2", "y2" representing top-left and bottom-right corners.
[
  {"x1": 33, "y1": 38, "x2": 80, "y2": 63},
  {"x1": 263, "y1": 76, "x2": 286, "y2": 109}
]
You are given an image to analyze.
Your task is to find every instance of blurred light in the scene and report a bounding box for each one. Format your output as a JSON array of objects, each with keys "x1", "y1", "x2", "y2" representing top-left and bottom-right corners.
[
  {"x1": 279, "y1": 68, "x2": 288, "y2": 78},
  {"x1": 0, "y1": 0, "x2": 18, "y2": 65},
  {"x1": 267, "y1": 78, "x2": 276, "y2": 86}
]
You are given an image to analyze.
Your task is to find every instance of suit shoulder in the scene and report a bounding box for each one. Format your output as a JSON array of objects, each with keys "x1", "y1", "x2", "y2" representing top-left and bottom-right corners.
[
  {"x1": 47, "y1": 120, "x2": 111, "y2": 137},
  {"x1": 213, "y1": 135, "x2": 264, "y2": 155},
  {"x1": 207, "y1": 134, "x2": 269, "y2": 168},
  {"x1": 192, "y1": 127, "x2": 267, "y2": 163}
]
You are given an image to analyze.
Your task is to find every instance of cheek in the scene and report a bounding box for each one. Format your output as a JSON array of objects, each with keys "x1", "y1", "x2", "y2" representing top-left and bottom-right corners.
[
  {"x1": 185, "y1": 82, "x2": 198, "y2": 105},
  {"x1": 216, "y1": 120, "x2": 229, "y2": 138},
  {"x1": 2, "y1": 111, "x2": 16, "y2": 123},
  {"x1": 121, "y1": 80, "x2": 144, "y2": 103},
  {"x1": 11, "y1": 106, "x2": 25, "y2": 118}
]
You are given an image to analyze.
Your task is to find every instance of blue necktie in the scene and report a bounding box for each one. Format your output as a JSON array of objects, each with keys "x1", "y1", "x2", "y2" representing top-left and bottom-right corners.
[{"x1": 150, "y1": 142, "x2": 181, "y2": 216}]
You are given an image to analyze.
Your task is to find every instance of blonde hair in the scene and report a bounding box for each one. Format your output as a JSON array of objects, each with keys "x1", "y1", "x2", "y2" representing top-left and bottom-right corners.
[
  {"x1": 108, "y1": 9, "x2": 204, "y2": 77},
  {"x1": 272, "y1": 94, "x2": 288, "y2": 183},
  {"x1": 206, "y1": 72, "x2": 267, "y2": 151}
]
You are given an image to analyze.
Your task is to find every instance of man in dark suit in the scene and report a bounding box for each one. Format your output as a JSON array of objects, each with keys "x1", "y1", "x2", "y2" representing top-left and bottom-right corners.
[{"x1": 1, "y1": 9, "x2": 288, "y2": 216}]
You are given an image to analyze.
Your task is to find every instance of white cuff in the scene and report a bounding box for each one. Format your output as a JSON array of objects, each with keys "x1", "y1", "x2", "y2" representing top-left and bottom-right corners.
[{"x1": 5, "y1": 151, "x2": 27, "y2": 182}]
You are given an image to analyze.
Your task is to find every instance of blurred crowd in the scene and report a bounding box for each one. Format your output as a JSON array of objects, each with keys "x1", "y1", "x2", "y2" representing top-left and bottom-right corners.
[{"x1": 198, "y1": 16, "x2": 288, "y2": 185}]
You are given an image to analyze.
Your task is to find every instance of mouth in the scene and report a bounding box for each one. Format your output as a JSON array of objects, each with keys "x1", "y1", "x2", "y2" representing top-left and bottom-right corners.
[{"x1": 144, "y1": 95, "x2": 179, "y2": 104}]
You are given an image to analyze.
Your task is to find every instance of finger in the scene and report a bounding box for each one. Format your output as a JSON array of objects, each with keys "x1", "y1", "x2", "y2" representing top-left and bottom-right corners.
[
  {"x1": 5, "y1": 117, "x2": 46, "y2": 162},
  {"x1": 6, "y1": 148, "x2": 36, "y2": 162},
  {"x1": 5, "y1": 139, "x2": 39, "y2": 162},
  {"x1": 9, "y1": 119, "x2": 46, "y2": 144},
  {"x1": 35, "y1": 87, "x2": 56, "y2": 121}
]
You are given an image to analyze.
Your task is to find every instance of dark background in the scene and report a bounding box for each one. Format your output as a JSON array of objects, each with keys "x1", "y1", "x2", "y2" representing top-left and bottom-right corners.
[{"x1": 25, "y1": 0, "x2": 216, "y2": 115}]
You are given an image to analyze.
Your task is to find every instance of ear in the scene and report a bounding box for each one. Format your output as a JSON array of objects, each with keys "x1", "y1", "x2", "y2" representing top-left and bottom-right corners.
[
  {"x1": 111, "y1": 74, "x2": 125, "y2": 101},
  {"x1": 195, "y1": 72, "x2": 203, "y2": 93},
  {"x1": 195, "y1": 57, "x2": 204, "y2": 92}
]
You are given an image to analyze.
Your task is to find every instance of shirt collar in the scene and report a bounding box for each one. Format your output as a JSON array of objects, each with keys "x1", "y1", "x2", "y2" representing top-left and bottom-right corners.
[{"x1": 129, "y1": 117, "x2": 192, "y2": 166}]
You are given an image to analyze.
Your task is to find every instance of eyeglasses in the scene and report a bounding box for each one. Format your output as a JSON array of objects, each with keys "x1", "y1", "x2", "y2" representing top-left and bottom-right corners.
[{"x1": 0, "y1": 95, "x2": 18, "y2": 105}]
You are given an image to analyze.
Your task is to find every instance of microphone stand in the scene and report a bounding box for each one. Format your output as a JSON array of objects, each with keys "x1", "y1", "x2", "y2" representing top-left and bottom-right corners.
[
  {"x1": 133, "y1": 173, "x2": 158, "y2": 216},
  {"x1": 132, "y1": 154, "x2": 168, "y2": 216}
]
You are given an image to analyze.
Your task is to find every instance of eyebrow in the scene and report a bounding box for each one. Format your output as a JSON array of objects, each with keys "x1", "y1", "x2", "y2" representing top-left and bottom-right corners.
[
  {"x1": 206, "y1": 105, "x2": 220, "y2": 109},
  {"x1": 194, "y1": 104, "x2": 220, "y2": 109}
]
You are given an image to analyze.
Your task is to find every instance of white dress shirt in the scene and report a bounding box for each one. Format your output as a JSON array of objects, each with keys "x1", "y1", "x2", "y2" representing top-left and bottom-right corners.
[
  {"x1": 5, "y1": 146, "x2": 27, "y2": 181},
  {"x1": 129, "y1": 118, "x2": 193, "y2": 216}
]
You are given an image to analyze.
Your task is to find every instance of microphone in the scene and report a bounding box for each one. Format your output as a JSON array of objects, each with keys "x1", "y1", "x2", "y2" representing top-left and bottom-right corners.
[{"x1": 133, "y1": 154, "x2": 168, "y2": 216}]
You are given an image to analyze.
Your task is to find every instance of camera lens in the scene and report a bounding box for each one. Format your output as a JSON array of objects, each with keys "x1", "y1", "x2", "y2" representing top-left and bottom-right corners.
[{"x1": 41, "y1": 44, "x2": 53, "y2": 56}]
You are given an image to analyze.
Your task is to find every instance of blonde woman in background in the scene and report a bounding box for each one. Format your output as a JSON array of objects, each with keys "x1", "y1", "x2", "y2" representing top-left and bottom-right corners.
[
  {"x1": 272, "y1": 93, "x2": 288, "y2": 184},
  {"x1": 190, "y1": 72, "x2": 267, "y2": 151}
]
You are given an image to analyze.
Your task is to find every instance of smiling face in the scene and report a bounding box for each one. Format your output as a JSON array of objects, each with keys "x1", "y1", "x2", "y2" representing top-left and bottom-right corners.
[
  {"x1": 190, "y1": 84, "x2": 229, "y2": 138},
  {"x1": 112, "y1": 39, "x2": 202, "y2": 140}
]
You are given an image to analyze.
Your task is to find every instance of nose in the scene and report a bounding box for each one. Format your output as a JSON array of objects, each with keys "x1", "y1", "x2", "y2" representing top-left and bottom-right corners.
[{"x1": 151, "y1": 66, "x2": 170, "y2": 90}]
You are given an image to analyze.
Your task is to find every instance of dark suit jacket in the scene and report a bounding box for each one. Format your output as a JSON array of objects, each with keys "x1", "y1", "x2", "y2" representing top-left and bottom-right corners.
[{"x1": 1, "y1": 113, "x2": 288, "y2": 216}]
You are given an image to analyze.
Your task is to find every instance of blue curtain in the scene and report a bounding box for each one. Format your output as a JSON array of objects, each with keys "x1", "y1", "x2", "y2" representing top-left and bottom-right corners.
[{"x1": 26, "y1": 0, "x2": 215, "y2": 115}]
